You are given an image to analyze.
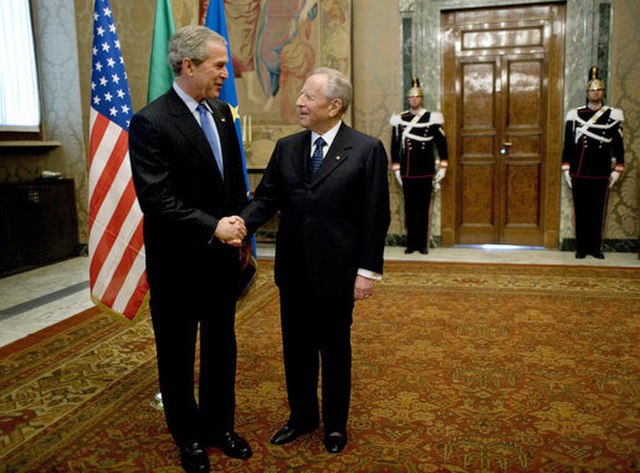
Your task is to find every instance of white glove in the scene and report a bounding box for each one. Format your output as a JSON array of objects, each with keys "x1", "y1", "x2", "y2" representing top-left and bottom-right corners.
[
  {"x1": 434, "y1": 168, "x2": 447, "y2": 185},
  {"x1": 608, "y1": 170, "x2": 621, "y2": 188},
  {"x1": 394, "y1": 170, "x2": 402, "y2": 187},
  {"x1": 563, "y1": 170, "x2": 572, "y2": 189}
]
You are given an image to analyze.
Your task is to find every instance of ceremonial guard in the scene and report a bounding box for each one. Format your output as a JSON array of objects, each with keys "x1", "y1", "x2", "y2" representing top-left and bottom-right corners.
[
  {"x1": 561, "y1": 66, "x2": 625, "y2": 259},
  {"x1": 390, "y1": 78, "x2": 448, "y2": 254}
]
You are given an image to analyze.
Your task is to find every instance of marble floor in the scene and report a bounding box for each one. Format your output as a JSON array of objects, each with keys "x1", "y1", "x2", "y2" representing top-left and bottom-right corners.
[{"x1": 1, "y1": 244, "x2": 638, "y2": 348}]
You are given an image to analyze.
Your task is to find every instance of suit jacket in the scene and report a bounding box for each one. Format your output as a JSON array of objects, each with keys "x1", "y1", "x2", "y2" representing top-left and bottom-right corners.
[
  {"x1": 242, "y1": 122, "x2": 390, "y2": 297},
  {"x1": 129, "y1": 88, "x2": 247, "y2": 300}
]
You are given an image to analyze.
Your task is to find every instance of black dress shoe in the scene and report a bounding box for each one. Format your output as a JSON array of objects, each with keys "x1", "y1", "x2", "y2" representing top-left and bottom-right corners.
[
  {"x1": 575, "y1": 252, "x2": 586, "y2": 259},
  {"x1": 590, "y1": 251, "x2": 605, "y2": 259},
  {"x1": 270, "y1": 424, "x2": 315, "y2": 445},
  {"x1": 419, "y1": 248, "x2": 428, "y2": 255},
  {"x1": 324, "y1": 431, "x2": 347, "y2": 453},
  {"x1": 179, "y1": 442, "x2": 210, "y2": 473},
  {"x1": 404, "y1": 248, "x2": 415, "y2": 254},
  {"x1": 207, "y1": 431, "x2": 252, "y2": 460}
]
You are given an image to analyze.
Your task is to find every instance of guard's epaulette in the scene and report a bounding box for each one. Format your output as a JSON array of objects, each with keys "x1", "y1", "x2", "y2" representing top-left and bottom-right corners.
[
  {"x1": 565, "y1": 108, "x2": 579, "y2": 122},
  {"x1": 389, "y1": 114, "x2": 402, "y2": 127},
  {"x1": 430, "y1": 111, "x2": 444, "y2": 125},
  {"x1": 610, "y1": 107, "x2": 624, "y2": 122}
]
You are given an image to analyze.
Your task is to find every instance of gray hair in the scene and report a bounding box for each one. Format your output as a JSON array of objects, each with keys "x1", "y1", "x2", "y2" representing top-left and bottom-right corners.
[
  {"x1": 311, "y1": 67, "x2": 352, "y2": 114},
  {"x1": 168, "y1": 25, "x2": 227, "y2": 76}
]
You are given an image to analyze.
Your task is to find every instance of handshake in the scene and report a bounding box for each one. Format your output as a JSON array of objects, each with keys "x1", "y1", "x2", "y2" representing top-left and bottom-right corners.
[{"x1": 214, "y1": 215, "x2": 247, "y2": 247}]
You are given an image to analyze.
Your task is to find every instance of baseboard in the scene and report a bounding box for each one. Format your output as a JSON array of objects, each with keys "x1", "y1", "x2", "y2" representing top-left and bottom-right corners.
[{"x1": 257, "y1": 231, "x2": 638, "y2": 253}]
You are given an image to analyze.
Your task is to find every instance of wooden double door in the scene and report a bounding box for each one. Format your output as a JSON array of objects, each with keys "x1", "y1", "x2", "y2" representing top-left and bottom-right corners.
[{"x1": 441, "y1": 3, "x2": 565, "y2": 247}]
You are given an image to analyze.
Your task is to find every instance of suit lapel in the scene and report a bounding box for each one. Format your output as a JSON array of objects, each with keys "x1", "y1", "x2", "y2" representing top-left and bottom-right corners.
[
  {"x1": 166, "y1": 90, "x2": 224, "y2": 182},
  {"x1": 293, "y1": 132, "x2": 311, "y2": 186},
  {"x1": 167, "y1": 89, "x2": 208, "y2": 154},
  {"x1": 311, "y1": 123, "x2": 351, "y2": 187}
]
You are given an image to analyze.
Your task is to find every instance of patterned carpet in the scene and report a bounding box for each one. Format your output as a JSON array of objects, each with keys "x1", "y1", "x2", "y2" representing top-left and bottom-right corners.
[{"x1": 1, "y1": 261, "x2": 639, "y2": 472}]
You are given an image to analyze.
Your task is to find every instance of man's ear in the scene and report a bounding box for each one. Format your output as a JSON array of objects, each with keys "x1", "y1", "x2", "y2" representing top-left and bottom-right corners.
[
  {"x1": 328, "y1": 99, "x2": 343, "y2": 118},
  {"x1": 182, "y1": 58, "x2": 194, "y2": 76}
]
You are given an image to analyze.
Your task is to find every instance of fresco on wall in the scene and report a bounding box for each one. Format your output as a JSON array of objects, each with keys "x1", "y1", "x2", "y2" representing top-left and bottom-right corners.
[
  {"x1": 203, "y1": 0, "x2": 351, "y2": 169},
  {"x1": 228, "y1": 0, "x2": 319, "y2": 124}
]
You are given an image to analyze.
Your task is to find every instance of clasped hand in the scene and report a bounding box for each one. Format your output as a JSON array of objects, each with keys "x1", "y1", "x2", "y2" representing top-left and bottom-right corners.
[{"x1": 215, "y1": 216, "x2": 246, "y2": 247}]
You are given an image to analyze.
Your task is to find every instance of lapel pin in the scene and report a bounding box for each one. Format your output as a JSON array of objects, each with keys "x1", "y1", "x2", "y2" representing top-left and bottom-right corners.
[{"x1": 336, "y1": 155, "x2": 341, "y2": 161}]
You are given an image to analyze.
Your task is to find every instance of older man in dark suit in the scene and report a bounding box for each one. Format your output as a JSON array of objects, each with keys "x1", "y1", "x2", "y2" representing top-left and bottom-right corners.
[
  {"x1": 241, "y1": 67, "x2": 390, "y2": 453},
  {"x1": 129, "y1": 26, "x2": 251, "y2": 472}
]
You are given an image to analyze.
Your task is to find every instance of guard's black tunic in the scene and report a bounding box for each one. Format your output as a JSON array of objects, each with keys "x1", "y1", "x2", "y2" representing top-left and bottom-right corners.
[
  {"x1": 561, "y1": 105, "x2": 624, "y2": 256},
  {"x1": 390, "y1": 109, "x2": 448, "y2": 251}
]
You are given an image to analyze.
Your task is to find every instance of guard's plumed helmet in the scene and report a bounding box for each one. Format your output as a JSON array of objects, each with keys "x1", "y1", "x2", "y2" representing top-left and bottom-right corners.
[
  {"x1": 406, "y1": 77, "x2": 424, "y2": 98},
  {"x1": 586, "y1": 66, "x2": 606, "y2": 91}
]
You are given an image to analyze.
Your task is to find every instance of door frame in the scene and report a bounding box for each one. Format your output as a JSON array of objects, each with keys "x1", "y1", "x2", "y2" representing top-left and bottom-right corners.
[{"x1": 440, "y1": 4, "x2": 565, "y2": 248}]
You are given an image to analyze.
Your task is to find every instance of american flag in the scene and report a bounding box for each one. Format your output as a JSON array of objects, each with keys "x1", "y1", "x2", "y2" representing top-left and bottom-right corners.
[{"x1": 88, "y1": 0, "x2": 148, "y2": 321}]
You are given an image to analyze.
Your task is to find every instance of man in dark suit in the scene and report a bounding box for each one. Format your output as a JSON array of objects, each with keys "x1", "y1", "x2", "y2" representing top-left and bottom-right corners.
[
  {"x1": 240, "y1": 67, "x2": 390, "y2": 453},
  {"x1": 129, "y1": 26, "x2": 251, "y2": 472}
]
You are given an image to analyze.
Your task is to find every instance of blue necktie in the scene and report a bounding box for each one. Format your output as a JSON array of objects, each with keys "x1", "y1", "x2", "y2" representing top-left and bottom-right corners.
[
  {"x1": 197, "y1": 103, "x2": 224, "y2": 178},
  {"x1": 311, "y1": 136, "x2": 326, "y2": 176}
]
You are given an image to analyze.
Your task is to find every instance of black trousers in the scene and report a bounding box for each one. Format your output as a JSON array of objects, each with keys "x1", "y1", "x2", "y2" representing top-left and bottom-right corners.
[
  {"x1": 150, "y1": 291, "x2": 238, "y2": 446},
  {"x1": 402, "y1": 177, "x2": 433, "y2": 250},
  {"x1": 278, "y1": 285, "x2": 354, "y2": 433},
  {"x1": 572, "y1": 177, "x2": 609, "y2": 255}
]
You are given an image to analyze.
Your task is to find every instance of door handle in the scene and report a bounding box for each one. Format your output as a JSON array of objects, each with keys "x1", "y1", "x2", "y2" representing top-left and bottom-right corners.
[{"x1": 500, "y1": 141, "x2": 512, "y2": 156}]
